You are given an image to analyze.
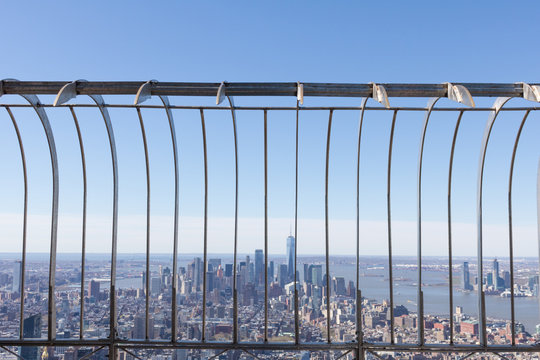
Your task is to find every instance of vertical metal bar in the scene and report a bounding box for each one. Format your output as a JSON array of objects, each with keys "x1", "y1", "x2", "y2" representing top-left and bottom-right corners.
[
  {"x1": 5, "y1": 108, "x2": 28, "y2": 340},
  {"x1": 136, "y1": 108, "x2": 151, "y2": 340},
  {"x1": 447, "y1": 110, "x2": 465, "y2": 345},
  {"x1": 19, "y1": 94, "x2": 58, "y2": 341},
  {"x1": 356, "y1": 98, "x2": 369, "y2": 350},
  {"x1": 88, "y1": 95, "x2": 118, "y2": 351},
  {"x1": 263, "y1": 109, "x2": 269, "y2": 343},
  {"x1": 226, "y1": 96, "x2": 239, "y2": 344},
  {"x1": 537, "y1": 157, "x2": 540, "y2": 331},
  {"x1": 325, "y1": 109, "x2": 333, "y2": 343},
  {"x1": 294, "y1": 101, "x2": 300, "y2": 345},
  {"x1": 357, "y1": 289, "x2": 363, "y2": 360},
  {"x1": 68, "y1": 106, "x2": 88, "y2": 340},
  {"x1": 158, "y1": 96, "x2": 180, "y2": 342},
  {"x1": 387, "y1": 110, "x2": 398, "y2": 344},
  {"x1": 508, "y1": 110, "x2": 532, "y2": 346},
  {"x1": 200, "y1": 109, "x2": 209, "y2": 342},
  {"x1": 477, "y1": 97, "x2": 512, "y2": 346},
  {"x1": 417, "y1": 98, "x2": 440, "y2": 345}
]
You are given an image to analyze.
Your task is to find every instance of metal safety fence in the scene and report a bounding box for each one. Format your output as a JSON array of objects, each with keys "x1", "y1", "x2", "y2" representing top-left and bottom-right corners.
[{"x1": 0, "y1": 81, "x2": 540, "y2": 359}]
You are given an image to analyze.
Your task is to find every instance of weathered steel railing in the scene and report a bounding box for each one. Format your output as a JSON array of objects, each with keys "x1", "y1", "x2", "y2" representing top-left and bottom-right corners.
[{"x1": 0, "y1": 80, "x2": 540, "y2": 359}]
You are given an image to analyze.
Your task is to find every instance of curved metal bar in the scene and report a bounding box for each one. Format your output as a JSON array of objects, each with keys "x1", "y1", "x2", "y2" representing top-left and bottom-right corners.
[
  {"x1": 52, "y1": 84, "x2": 119, "y2": 344},
  {"x1": 507, "y1": 110, "x2": 532, "y2": 345},
  {"x1": 264, "y1": 109, "x2": 269, "y2": 343},
  {"x1": 226, "y1": 95, "x2": 239, "y2": 344},
  {"x1": 387, "y1": 110, "x2": 398, "y2": 344},
  {"x1": 355, "y1": 97, "x2": 370, "y2": 350},
  {"x1": 157, "y1": 95, "x2": 180, "y2": 343},
  {"x1": 477, "y1": 96, "x2": 513, "y2": 346},
  {"x1": 418, "y1": 89, "x2": 474, "y2": 345},
  {"x1": 54, "y1": 82, "x2": 90, "y2": 340},
  {"x1": 416, "y1": 97, "x2": 441, "y2": 345},
  {"x1": 18, "y1": 93, "x2": 59, "y2": 341},
  {"x1": 4, "y1": 108, "x2": 28, "y2": 340},
  {"x1": 131, "y1": 81, "x2": 181, "y2": 342},
  {"x1": 447, "y1": 110, "x2": 465, "y2": 345},
  {"x1": 537, "y1": 157, "x2": 540, "y2": 330},
  {"x1": 135, "y1": 107, "x2": 152, "y2": 340},
  {"x1": 200, "y1": 109, "x2": 209, "y2": 342},
  {"x1": 294, "y1": 100, "x2": 299, "y2": 345},
  {"x1": 88, "y1": 94, "x2": 119, "y2": 342},
  {"x1": 324, "y1": 109, "x2": 333, "y2": 343},
  {"x1": 66, "y1": 106, "x2": 88, "y2": 340}
]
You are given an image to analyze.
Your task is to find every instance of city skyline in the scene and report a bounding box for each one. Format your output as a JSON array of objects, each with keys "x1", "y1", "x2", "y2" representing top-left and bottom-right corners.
[
  {"x1": 1, "y1": 232, "x2": 540, "y2": 360},
  {"x1": 1, "y1": 1, "x2": 540, "y2": 359}
]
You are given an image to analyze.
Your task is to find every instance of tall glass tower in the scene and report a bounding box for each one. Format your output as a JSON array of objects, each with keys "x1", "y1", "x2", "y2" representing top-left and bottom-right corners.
[
  {"x1": 492, "y1": 258, "x2": 500, "y2": 289},
  {"x1": 286, "y1": 235, "x2": 295, "y2": 280},
  {"x1": 255, "y1": 249, "x2": 264, "y2": 286},
  {"x1": 463, "y1": 262, "x2": 472, "y2": 291},
  {"x1": 20, "y1": 314, "x2": 41, "y2": 360},
  {"x1": 12, "y1": 260, "x2": 22, "y2": 294}
]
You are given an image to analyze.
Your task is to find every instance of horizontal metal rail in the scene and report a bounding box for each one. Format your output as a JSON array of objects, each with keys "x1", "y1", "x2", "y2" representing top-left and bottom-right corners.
[
  {"x1": 1, "y1": 81, "x2": 538, "y2": 97},
  {"x1": 2, "y1": 104, "x2": 540, "y2": 113},
  {"x1": 1, "y1": 339, "x2": 540, "y2": 353}
]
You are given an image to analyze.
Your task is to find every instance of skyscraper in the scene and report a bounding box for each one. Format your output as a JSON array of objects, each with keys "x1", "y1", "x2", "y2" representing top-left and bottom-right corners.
[
  {"x1": 195, "y1": 257, "x2": 202, "y2": 291},
  {"x1": 255, "y1": 249, "x2": 264, "y2": 286},
  {"x1": 278, "y1": 264, "x2": 288, "y2": 288},
  {"x1": 503, "y1": 271, "x2": 511, "y2": 289},
  {"x1": 286, "y1": 235, "x2": 295, "y2": 280},
  {"x1": 141, "y1": 271, "x2": 146, "y2": 291},
  {"x1": 463, "y1": 262, "x2": 472, "y2": 291},
  {"x1": 304, "y1": 264, "x2": 312, "y2": 284},
  {"x1": 312, "y1": 265, "x2": 322, "y2": 287},
  {"x1": 12, "y1": 260, "x2": 22, "y2": 294},
  {"x1": 225, "y1": 264, "x2": 233, "y2": 278},
  {"x1": 333, "y1": 277, "x2": 346, "y2": 295},
  {"x1": 268, "y1": 261, "x2": 274, "y2": 283},
  {"x1": 133, "y1": 314, "x2": 145, "y2": 339},
  {"x1": 492, "y1": 258, "x2": 501, "y2": 289},
  {"x1": 20, "y1": 314, "x2": 41, "y2": 360},
  {"x1": 151, "y1": 277, "x2": 161, "y2": 295},
  {"x1": 88, "y1": 279, "x2": 100, "y2": 299}
]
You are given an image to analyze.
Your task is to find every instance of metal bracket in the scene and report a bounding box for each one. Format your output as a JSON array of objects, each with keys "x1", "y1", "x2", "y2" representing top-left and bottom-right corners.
[
  {"x1": 297, "y1": 82, "x2": 304, "y2": 105},
  {"x1": 446, "y1": 83, "x2": 475, "y2": 107},
  {"x1": 53, "y1": 80, "x2": 89, "y2": 106},
  {"x1": 370, "y1": 83, "x2": 390, "y2": 108},
  {"x1": 134, "y1": 80, "x2": 158, "y2": 105},
  {"x1": 519, "y1": 82, "x2": 540, "y2": 102},
  {"x1": 216, "y1": 81, "x2": 227, "y2": 105}
]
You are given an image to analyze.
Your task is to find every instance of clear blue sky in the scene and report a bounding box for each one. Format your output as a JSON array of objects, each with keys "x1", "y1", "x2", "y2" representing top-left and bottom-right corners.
[
  {"x1": 1, "y1": 1, "x2": 539, "y2": 82},
  {"x1": 0, "y1": 1, "x2": 539, "y2": 256}
]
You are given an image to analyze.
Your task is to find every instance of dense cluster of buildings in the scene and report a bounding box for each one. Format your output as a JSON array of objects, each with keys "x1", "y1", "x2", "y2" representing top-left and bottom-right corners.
[
  {"x1": 1, "y1": 241, "x2": 540, "y2": 359},
  {"x1": 462, "y1": 259, "x2": 538, "y2": 297}
]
